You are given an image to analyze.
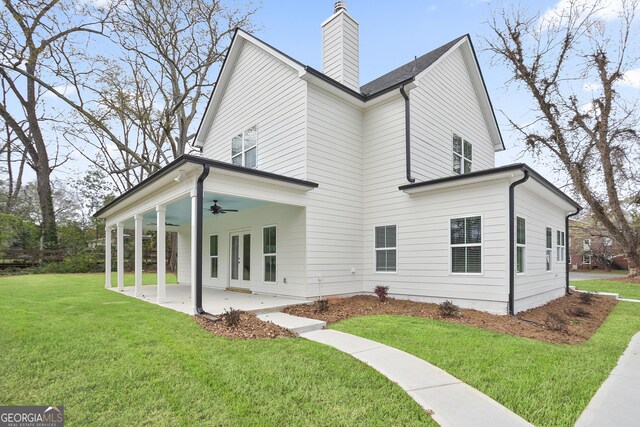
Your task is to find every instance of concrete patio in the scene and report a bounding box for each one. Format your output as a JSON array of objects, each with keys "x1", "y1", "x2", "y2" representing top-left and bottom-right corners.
[{"x1": 108, "y1": 284, "x2": 309, "y2": 315}]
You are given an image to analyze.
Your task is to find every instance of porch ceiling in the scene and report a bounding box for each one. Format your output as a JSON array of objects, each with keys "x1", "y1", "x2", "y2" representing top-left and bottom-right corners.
[{"x1": 119, "y1": 193, "x2": 270, "y2": 230}]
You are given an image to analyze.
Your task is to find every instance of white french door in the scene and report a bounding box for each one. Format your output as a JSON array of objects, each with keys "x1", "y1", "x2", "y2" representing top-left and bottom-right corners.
[{"x1": 229, "y1": 231, "x2": 251, "y2": 289}]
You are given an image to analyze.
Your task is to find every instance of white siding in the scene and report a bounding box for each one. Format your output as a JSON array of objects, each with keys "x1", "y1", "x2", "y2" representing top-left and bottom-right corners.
[
  {"x1": 201, "y1": 204, "x2": 307, "y2": 298},
  {"x1": 410, "y1": 48, "x2": 496, "y2": 181},
  {"x1": 322, "y1": 11, "x2": 359, "y2": 91},
  {"x1": 201, "y1": 42, "x2": 307, "y2": 179},
  {"x1": 305, "y1": 83, "x2": 364, "y2": 297},
  {"x1": 513, "y1": 185, "x2": 568, "y2": 313}
]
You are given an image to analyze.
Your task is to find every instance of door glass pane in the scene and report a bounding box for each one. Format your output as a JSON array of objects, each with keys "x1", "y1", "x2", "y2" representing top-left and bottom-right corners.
[
  {"x1": 243, "y1": 234, "x2": 251, "y2": 281},
  {"x1": 231, "y1": 235, "x2": 239, "y2": 280}
]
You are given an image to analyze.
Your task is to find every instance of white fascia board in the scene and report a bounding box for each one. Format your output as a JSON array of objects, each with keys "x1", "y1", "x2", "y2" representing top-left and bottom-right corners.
[
  {"x1": 402, "y1": 170, "x2": 516, "y2": 195},
  {"x1": 413, "y1": 36, "x2": 505, "y2": 152},
  {"x1": 193, "y1": 30, "x2": 307, "y2": 148},
  {"x1": 520, "y1": 178, "x2": 578, "y2": 213}
]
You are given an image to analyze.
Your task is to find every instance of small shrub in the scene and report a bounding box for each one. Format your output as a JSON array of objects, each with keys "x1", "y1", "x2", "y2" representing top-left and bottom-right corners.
[
  {"x1": 578, "y1": 292, "x2": 595, "y2": 304},
  {"x1": 374, "y1": 285, "x2": 389, "y2": 302},
  {"x1": 438, "y1": 300, "x2": 460, "y2": 317},
  {"x1": 315, "y1": 299, "x2": 329, "y2": 313},
  {"x1": 222, "y1": 308, "x2": 242, "y2": 327},
  {"x1": 545, "y1": 312, "x2": 567, "y2": 332},
  {"x1": 568, "y1": 307, "x2": 592, "y2": 318}
]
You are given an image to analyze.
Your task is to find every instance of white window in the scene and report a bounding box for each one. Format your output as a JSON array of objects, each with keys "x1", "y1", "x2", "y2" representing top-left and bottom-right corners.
[
  {"x1": 375, "y1": 225, "x2": 397, "y2": 272},
  {"x1": 583, "y1": 239, "x2": 591, "y2": 251},
  {"x1": 450, "y1": 216, "x2": 482, "y2": 273},
  {"x1": 557, "y1": 230, "x2": 566, "y2": 262},
  {"x1": 516, "y1": 217, "x2": 526, "y2": 274},
  {"x1": 231, "y1": 126, "x2": 257, "y2": 168},
  {"x1": 263, "y1": 226, "x2": 277, "y2": 283},
  {"x1": 583, "y1": 254, "x2": 592, "y2": 264},
  {"x1": 453, "y1": 134, "x2": 472, "y2": 175},
  {"x1": 209, "y1": 235, "x2": 218, "y2": 279},
  {"x1": 546, "y1": 227, "x2": 553, "y2": 272},
  {"x1": 602, "y1": 237, "x2": 613, "y2": 246}
]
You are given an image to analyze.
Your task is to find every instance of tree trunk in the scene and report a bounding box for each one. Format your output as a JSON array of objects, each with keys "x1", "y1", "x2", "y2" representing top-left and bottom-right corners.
[
  {"x1": 627, "y1": 251, "x2": 639, "y2": 278},
  {"x1": 168, "y1": 231, "x2": 177, "y2": 273},
  {"x1": 35, "y1": 167, "x2": 58, "y2": 249}
]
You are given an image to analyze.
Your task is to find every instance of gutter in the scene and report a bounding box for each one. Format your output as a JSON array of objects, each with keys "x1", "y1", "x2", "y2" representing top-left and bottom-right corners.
[
  {"x1": 565, "y1": 207, "x2": 582, "y2": 294},
  {"x1": 508, "y1": 169, "x2": 529, "y2": 315},
  {"x1": 400, "y1": 84, "x2": 416, "y2": 183},
  {"x1": 195, "y1": 164, "x2": 210, "y2": 315}
]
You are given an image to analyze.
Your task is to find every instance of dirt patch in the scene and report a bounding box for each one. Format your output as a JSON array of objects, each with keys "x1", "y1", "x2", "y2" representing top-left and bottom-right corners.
[
  {"x1": 284, "y1": 293, "x2": 618, "y2": 344},
  {"x1": 195, "y1": 312, "x2": 295, "y2": 340}
]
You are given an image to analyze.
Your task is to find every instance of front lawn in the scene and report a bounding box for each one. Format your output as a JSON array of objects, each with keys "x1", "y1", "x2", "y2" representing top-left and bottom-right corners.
[
  {"x1": 0, "y1": 273, "x2": 432, "y2": 426},
  {"x1": 332, "y1": 302, "x2": 640, "y2": 427},
  {"x1": 573, "y1": 278, "x2": 640, "y2": 299}
]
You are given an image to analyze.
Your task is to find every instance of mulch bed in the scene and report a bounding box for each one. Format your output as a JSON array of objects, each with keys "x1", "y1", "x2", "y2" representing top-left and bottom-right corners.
[
  {"x1": 284, "y1": 292, "x2": 618, "y2": 344},
  {"x1": 195, "y1": 312, "x2": 295, "y2": 340}
]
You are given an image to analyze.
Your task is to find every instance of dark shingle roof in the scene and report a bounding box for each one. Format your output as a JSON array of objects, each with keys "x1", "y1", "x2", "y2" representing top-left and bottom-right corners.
[{"x1": 360, "y1": 35, "x2": 467, "y2": 97}]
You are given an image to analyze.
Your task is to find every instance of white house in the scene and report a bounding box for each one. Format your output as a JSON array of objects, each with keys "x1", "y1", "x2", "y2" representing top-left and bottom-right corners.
[{"x1": 95, "y1": 3, "x2": 580, "y2": 315}]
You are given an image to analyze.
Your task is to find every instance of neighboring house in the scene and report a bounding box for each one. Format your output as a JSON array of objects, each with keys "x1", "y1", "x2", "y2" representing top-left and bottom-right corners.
[
  {"x1": 569, "y1": 219, "x2": 628, "y2": 270},
  {"x1": 94, "y1": 3, "x2": 580, "y2": 315}
]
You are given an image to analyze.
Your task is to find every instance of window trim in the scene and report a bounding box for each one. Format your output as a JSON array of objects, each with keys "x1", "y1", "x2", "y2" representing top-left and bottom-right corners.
[
  {"x1": 556, "y1": 230, "x2": 566, "y2": 263},
  {"x1": 209, "y1": 234, "x2": 219, "y2": 279},
  {"x1": 449, "y1": 214, "x2": 484, "y2": 275},
  {"x1": 515, "y1": 216, "x2": 526, "y2": 275},
  {"x1": 231, "y1": 125, "x2": 258, "y2": 168},
  {"x1": 374, "y1": 224, "x2": 398, "y2": 273},
  {"x1": 452, "y1": 132, "x2": 473, "y2": 175},
  {"x1": 262, "y1": 224, "x2": 277, "y2": 284},
  {"x1": 583, "y1": 254, "x2": 592, "y2": 265},
  {"x1": 545, "y1": 226, "x2": 553, "y2": 273}
]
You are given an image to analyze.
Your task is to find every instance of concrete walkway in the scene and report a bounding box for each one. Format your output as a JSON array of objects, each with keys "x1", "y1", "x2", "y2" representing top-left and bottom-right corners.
[
  {"x1": 300, "y1": 329, "x2": 532, "y2": 427},
  {"x1": 575, "y1": 332, "x2": 640, "y2": 427}
]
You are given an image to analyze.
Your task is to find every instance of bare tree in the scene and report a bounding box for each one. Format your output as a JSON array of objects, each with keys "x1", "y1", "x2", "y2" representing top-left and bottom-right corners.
[
  {"x1": 66, "y1": 0, "x2": 257, "y2": 193},
  {"x1": 0, "y1": 0, "x2": 117, "y2": 247},
  {"x1": 0, "y1": 76, "x2": 27, "y2": 212},
  {"x1": 486, "y1": 0, "x2": 640, "y2": 276}
]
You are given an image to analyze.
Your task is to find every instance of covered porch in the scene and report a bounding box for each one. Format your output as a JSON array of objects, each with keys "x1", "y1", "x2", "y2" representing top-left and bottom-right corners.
[
  {"x1": 95, "y1": 155, "x2": 318, "y2": 315},
  {"x1": 109, "y1": 284, "x2": 306, "y2": 315}
]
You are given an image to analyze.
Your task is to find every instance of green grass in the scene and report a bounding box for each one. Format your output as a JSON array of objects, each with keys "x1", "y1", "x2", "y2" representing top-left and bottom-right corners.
[
  {"x1": 0, "y1": 273, "x2": 432, "y2": 426},
  {"x1": 573, "y1": 279, "x2": 640, "y2": 300},
  {"x1": 332, "y1": 303, "x2": 640, "y2": 427}
]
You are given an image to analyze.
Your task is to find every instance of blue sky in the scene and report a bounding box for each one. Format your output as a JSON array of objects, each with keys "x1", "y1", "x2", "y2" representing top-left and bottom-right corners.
[{"x1": 252, "y1": 0, "x2": 562, "y2": 178}]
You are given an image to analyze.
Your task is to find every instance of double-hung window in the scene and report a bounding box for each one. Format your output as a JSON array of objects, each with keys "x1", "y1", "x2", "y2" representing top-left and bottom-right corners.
[
  {"x1": 516, "y1": 217, "x2": 526, "y2": 274},
  {"x1": 557, "y1": 230, "x2": 566, "y2": 262},
  {"x1": 583, "y1": 254, "x2": 592, "y2": 264},
  {"x1": 453, "y1": 134, "x2": 472, "y2": 175},
  {"x1": 375, "y1": 225, "x2": 397, "y2": 272},
  {"x1": 209, "y1": 235, "x2": 218, "y2": 279},
  {"x1": 450, "y1": 216, "x2": 482, "y2": 273},
  {"x1": 546, "y1": 227, "x2": 553, "y2": 272},
  {"x1": 231, "y1": 126, "x2": 257, "y2": 168},
  {"x1": 263, "y1": 226, "x2": 277, "y2": 283}
]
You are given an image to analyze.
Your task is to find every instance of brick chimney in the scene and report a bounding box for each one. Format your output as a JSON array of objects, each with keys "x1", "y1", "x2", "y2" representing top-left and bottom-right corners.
[{"x1": 321, "y1": 1, "x2": 360, "y2": 91}]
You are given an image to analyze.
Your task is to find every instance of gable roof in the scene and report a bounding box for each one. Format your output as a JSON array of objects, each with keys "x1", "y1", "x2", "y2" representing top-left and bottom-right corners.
[
  {"x1": 194, "y1": 30, "x2": 505, "y2": 151},
  {"x1": 360, "y1": 35, "x2": 467, "y2": 97}
]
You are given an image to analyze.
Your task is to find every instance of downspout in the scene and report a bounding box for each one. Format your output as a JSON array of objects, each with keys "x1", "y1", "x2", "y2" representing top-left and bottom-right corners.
[
  {"x1": 400, "y1": 84, "x2": 416, "y2": 183},
  {"x1": 565, "y1": 207, "x2": 582, "y2": 294},
  {"x1": 508, "y1": 169, "x2": 529, "y2": 315},
  {"x1": 195, "y1": 164, "x2": 210, "y2": 314}
]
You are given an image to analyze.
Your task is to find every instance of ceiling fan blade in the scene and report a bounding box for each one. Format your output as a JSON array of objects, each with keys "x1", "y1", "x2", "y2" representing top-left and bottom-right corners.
[{"x1": 221, "y1": 209, "x2": 239, "y2": 212}]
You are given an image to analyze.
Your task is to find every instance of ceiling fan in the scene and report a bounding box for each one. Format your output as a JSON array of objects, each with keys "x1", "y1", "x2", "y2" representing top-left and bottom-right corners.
[
  {"x1": 209, "y1": 200, "x2": 238, "y2": 215},
  {"x1": 149, "y1": 222, "x2": 180, "y2": 227}
]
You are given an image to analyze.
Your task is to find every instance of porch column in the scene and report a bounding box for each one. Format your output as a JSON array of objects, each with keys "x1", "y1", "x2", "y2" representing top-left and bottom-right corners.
[
  {"x1": 156, "y1": 205, "x2": 166, "y2": 304},
  {"x1": 190, "y1": 191, "x2": 198, "y2": 315},
  {"x1": 104, "y1": 226, "x2": 112, "y2": 288},
  {"x1": 134, "y1": 214, "x2": 143, "y2": 297},
  {"x1": 116, "y1": 223, "x2": 124, "y2": 291}
]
